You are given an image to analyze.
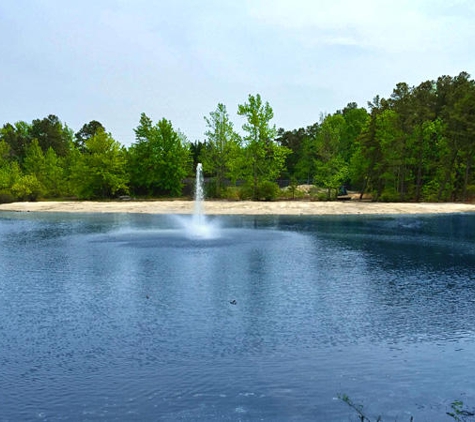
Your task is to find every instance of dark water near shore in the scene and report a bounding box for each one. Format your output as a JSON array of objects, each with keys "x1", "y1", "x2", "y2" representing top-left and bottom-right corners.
[{"x1": 0, "y1": 212, "x2": 474, "y2": 421}]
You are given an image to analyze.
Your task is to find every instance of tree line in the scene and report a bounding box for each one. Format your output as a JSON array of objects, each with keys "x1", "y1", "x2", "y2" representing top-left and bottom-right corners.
[{"x1": 0, "y1": 71, "x2": 474, "y2": 203}]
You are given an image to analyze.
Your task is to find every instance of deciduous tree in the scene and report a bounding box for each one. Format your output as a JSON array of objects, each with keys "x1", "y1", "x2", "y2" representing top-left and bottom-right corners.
[
  {"x1": 128, "y1": 114, "x2": 191, "y2": 197},
  {"x1": 201, "y1": 103, "x2": 242, "y2": 197},
  {"x1": 71, "y1": 129, "x2": 128, "y2": 199},
  {"x1": 237, "y1": 94, "x2": 289, "y2": 199}
]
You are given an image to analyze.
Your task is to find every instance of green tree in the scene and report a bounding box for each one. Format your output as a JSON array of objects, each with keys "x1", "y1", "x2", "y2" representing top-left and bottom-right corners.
[
  {"x1": 419, "y1": 118, "x2": 449, "y2": 200},
  {"x1": 340, "y1": 103, "x2": 369, "y2": 164},
  {"x1": 23, "y1": 139, "x2": 46, "y2": 178},
  {"x1": 201, "y1": 103, "x2": 242, "y2": 197},
  {"x1": 404, "y1": 80, "x2": 437, "y2": 201},
  {"x1": 375, "y1": 108, "x2": 407, "y2": 201},
  {"x1": 237, "y1": 94, "x2": 290, "y2": 199},
  {"x1": 0, "y1": 141, "x2": 22, "y2": 201},
  {"x1": 71, "y1": 129, "x2": 128, "y2": 199},
  {"x1": 29, "y1": 114, "x2": 72, "y2": 156},
  {"x1": 313, "y1": 114, "x2": 349, "y2": 198},
  {"x1": 190, "y1": 141, "x2": 205, "y2": 174},
  {"x1": 276, "y1": 124, "x2": 319, "y2": 182},
  {"x1": 22, "y1": 138, "x2": 66, "y2": 197},
  {"x1": 447, "y1": 76, "x2": 475, "y2": 200},
  {"x1": 75, "y1": 120, "x2": 106, "y2": 152},
  {"x1": 0, "y1": 121, "x2": 31, "y2": 163},
  {"x1": 349, "y1": 96, "x2": 387, "y2": 199},
  {"x1": 128, "y1": 113, "x2": 191, "y2": 197},
  {"x1": 11, "y1": 174, "x2": 44, "y2": 201}
]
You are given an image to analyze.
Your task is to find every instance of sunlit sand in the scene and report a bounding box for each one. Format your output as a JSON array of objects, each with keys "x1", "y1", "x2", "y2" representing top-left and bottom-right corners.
[{"x1": 0, "y1": 200, "x2": 474, "y2": 215}]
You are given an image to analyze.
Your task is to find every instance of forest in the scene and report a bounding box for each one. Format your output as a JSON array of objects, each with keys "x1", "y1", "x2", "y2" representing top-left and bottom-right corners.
[{"x1": 0, "y1": 71, "x2": 474, "y2": 203}]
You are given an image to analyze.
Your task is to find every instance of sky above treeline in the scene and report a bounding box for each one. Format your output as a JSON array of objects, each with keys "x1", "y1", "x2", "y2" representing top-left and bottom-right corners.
[{"x1": 1, "y1": 0, "x2": 474, "y2": 146}]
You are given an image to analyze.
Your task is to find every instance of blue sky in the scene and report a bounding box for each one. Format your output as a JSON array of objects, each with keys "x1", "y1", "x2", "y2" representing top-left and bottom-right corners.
[{"x1": 1, "y1": 0, "x2": 474, "y2": 145}]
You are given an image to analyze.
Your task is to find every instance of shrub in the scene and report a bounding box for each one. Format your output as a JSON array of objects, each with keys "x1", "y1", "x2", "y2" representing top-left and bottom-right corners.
[
  {"x1": 236, "y1": 181, "x2": 280, "y2": 201},
  {"x1": 204, "y1": 178, "x2": 219, "y2": 198},
  {"x1": 222, "y1": 186, "x2": 240, "y2": 200},
  {"x1": 11, "y1": 175, "x2": 45, "y2": 201},
  {"x1": 379, "y1": 187, "x2": 400, "y2": 202},
  {"x1": 256, "y1": 181, "x2": 279, "y2": 201},
  {"x1": 0, "y1": 190, "x2": 15, "y2": 203},
  {"x1": 421, "y1": 180, "x2": 440, "y2": 202},
  {"x1": 238, "y1": 184, "x2": 254, "y2": 200},
  {"x1": 316, "y1": 192, "x2": 328, "y2": 201}
]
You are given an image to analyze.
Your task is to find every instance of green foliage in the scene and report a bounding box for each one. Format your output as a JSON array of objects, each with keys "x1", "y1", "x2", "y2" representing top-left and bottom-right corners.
[
  {"x1": 238, "y1": 181, "x2": 280, "y2": 201},
  {"x1": 201, "y1": 103, "x2": 242, "y2": 197},
  {"x1": 0, "y1": 148, "x2": 22, "y2": 193},
  {"x1": 338, "y1": 393, "x2": 379, "y2": 422},
  {"x1": 0, "y1": 71, "x2": 474, "y2": 203},
  {"x1": 0, "y1": 190, "x2": 15, "y2": 203},
  {"x1": 128, "y1": 114, "x2": 191, "y2": 197},
  {"x1": 237, "y1": 184, "x2": 253, "y2": 200},
  {"x1": 255, "y1": 181, "x2": 280, "y2": 201},
  {"x1": 237, "y1": 94, "x2": 290, "y2": 200},
  {"x1": 351, "y1": 72, "x2": 475, "y2": 202},
  {"x1": 238, "y1": 93, "x2": 277, "y2": 144},
  {"x1": 11, "y1": 174, "x2": 45, "y2": 201},
  {"x1": 379, "y1": 186, "x2": 400, "y2": 202},
  {"x1": 447, "y1": 400, "x2": 475, "y2": 421},
  {"x1": 23, "y1": 139, "x2": 45, "y2": 176},
  {"x1": 221, "y1": 186, "x2": 241, "y2": 200},
  {"x1": 75, "y1": 120, "x2": 105, "y2": 152},
  {"x1": 340, "y1": 103, "x2": 370, "y2": 163},
  {"x1": 70, "y1": 129, "x2": 129, "y2": 199},
  {"x1": 22, "y1": 139, "x2": 67, "y2": 197},
  {"x1": 339, "y1": 394, "x2": 475, "y2": 421},
  {"x1": 30, "y1": 114, "x2": 72, "y2": 157},
  {"x1": 312, "y1": 114, "x2": 351, "y2": 199},
  {"x1": 0, "y1": 121, "x2": 31, "y2": 162},
  {"x1": 285, "y1": 177, "x2": 299, "y2": 199},
  {"x1": 43, "y1": 148, "x2": 67, "y2": 197},
  {"x1": 314, "y1": 157, "x2": 349, "y2": 199}
]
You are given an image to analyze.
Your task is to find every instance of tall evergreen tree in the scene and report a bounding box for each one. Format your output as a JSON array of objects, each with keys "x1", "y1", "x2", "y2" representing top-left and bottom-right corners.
[{"x1": 30, "y1": 115, "x2": 72, "y2": 157}]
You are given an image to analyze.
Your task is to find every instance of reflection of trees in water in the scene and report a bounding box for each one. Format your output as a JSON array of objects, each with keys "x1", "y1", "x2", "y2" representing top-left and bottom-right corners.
[
  {"x1": 313, "y1": 216, "x2": 475, "y2": 344},
  {"x1": 270, "y1": 214, "x2": 475, "y2": 344}
]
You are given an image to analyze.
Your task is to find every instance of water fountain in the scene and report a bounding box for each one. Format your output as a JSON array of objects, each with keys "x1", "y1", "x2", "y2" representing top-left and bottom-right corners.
[
  {"x1": 179, "y1": 163, "x2": 219, "y2": 239},
  {"x1": 193, "y1": 163, "x2": 205, "y2": 227}
]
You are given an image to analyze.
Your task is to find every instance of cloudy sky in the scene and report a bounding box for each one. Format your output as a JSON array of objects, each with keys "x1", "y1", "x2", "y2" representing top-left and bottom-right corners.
[{"x1": 1, "y1": 0, "x2": 474, "y2": 145}]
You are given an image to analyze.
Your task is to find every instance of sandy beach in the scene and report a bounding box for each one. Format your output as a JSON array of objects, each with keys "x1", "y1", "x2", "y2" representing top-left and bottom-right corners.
[{"x1": 0, "y1": 200, "x2": 474, "y2": 215}]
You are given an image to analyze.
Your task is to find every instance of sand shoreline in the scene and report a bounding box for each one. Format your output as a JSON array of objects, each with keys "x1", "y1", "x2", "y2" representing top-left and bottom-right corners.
[{"x1": 0, "y1": 200, "x2": 474, "y2": 215}]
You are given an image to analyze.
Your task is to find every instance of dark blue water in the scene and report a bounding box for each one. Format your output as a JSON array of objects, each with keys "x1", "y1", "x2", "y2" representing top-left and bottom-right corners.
[{"x1": 1, "y1": 212, "x2": 474, "y2": 421}]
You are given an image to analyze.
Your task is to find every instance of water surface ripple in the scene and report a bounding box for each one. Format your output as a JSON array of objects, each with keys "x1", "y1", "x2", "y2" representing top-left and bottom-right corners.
[{"x1": 0, "y1": 212, "x2": 474, "y2": 421}]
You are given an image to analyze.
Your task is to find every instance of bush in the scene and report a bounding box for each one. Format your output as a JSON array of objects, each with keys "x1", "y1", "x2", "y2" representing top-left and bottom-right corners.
[
  {"x1": 11, "y1": 175, "x2": 45, "y2": 201},
  {"x1": 222, "y1": 186, "x2": 240, "y2": 200},
  {"x1": 421, "y1": 180, "x2": 440, "y2": 202},
  {"x1": 256, "y1": 181, "x2": 279, "y2": 201},
  {"x1": 203, "y1": 178, "x2": 219, "y2": 198},
  {"x1": 238, "y1": 184, "x2": 254, "y2": 200},
  {"x1": 316, "y1": 192, "x2": 329, "y2": 201},
  {"x1": 236, "y1": 181, "x2": 280, "y2": 201},
  {"x1": 0, "y1": 190, "x2": 15, "y2": 204},
  {"x1": 379, "y1": 187, "x2": 400, "y2": 202}
]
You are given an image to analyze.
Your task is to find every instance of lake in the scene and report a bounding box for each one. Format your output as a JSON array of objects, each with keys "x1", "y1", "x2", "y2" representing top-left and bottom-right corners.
[{"x1": 0, "y1": 212, "x2": 474, "y2": 421}]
